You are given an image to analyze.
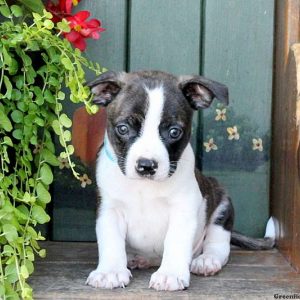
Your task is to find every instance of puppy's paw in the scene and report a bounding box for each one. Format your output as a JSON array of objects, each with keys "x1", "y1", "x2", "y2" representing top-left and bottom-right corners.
[
  {"x1": 191, "y1": 254, "x2": 222, "y2": 276},
  {"x1": 149, "y1": 270, "x2": 189, "y2": 291},
  {"x1": 86, "y1": 268, "x2": 132, "y2": 289}
]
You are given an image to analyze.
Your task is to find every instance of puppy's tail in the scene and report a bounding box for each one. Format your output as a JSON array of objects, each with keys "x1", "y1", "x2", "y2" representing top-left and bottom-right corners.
[{"x1": 230, "y1": 217, "x2": 275, "y2": 250}]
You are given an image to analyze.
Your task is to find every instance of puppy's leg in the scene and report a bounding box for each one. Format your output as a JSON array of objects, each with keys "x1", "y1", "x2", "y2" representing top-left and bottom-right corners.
[
  {"x1": 86, "y1": 207, "x2": 132, "y2": 288},
  {"x1": 191, "y1": 224, "x2": 230, "y2": 276},
  {"x1": 149, "y1": 203, "x2": 198, "y2": 291},
  {"x1": 191, "y1": 201, "x2": 233, "y2": 276}
]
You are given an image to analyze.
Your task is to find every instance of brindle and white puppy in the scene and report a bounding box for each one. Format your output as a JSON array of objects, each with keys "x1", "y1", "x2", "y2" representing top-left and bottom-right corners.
[{"x1": 85, "y1": 70, "x2": 274, "y2": 291}]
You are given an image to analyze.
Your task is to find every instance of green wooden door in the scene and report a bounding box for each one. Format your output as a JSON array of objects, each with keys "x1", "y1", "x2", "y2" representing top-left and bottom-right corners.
[{"x1": 51, "y1": 0, "x2": 274, "y2": 240}]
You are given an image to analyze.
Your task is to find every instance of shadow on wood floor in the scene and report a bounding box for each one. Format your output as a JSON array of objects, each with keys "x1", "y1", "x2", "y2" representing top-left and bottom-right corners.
[{"x1": 30, "y1": 242, "x2": 300, "y2": 299}]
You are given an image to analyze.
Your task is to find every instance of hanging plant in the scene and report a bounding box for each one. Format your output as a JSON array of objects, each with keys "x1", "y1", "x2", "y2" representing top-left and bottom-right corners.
[{"x1": 0, "y1": 0, "x2": 104, "y2": 298}]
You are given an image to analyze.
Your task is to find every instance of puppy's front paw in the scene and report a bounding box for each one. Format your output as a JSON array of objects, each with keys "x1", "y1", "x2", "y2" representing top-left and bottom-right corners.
[
  {"x1": 86, "y1": 268, "x2": 132, "y2": 289},
  {"x1": 191, "y1": 254, "x2": 222, "y2": 276},
  {"x1": 149, "y1": 270, "x2": 189, "y2": 291}
]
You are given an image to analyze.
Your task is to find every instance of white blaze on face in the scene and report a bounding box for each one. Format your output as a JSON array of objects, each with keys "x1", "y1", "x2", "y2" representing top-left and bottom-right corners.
[{"x1": 125, "y1": 85, "x2": 170, "y2": 180}]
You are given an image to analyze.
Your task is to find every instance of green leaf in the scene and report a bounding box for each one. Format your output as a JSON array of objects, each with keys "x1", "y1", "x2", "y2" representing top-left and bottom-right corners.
[
  {"x1": 22, "y1": 192, "x2": 32, "y2": 203},
  {"x1": 8, "y1": 58, "x2": 19, "y2": 75},
  {"x1": 30, "y1": 135, "x2": 38, "y2": 145},
  {"x1": 17, "y1": 100, "x2": 27, "y2": 112},
  {"x1": 51, "y1": 119, "x2": 61, "y2": 135},
  {"x1": 25, "y1": 247, "x2": 34, "y2": 261},
  {"x1": 3, "y1": 245, "x2": 14, "y2": 255},
  {"x1": 59, "y1": 113, "x2": 72, "y2": 128},
  {"x1": 0, "y1": 5, "x2": 11, "y2": 17},
  {"x1": 22, "y1": 287, "x2": 33, "y2": 299},
  {"x1": 57, "y1": 19, "x2": 70, "y2": 32},
  {"x1": 3, "y1": 224, "x2": 18, "y2": 242},
  {"x1": 11, "y1": 4, "x2": 23, "y2": 17},
  {"x1": 16, "y1": 205, "x2": 30, "y2": 220},
  {"x1": 43, "y1": 19, "x2": 54, "y2": 29},
  {"x1": 34, "y1": 117, "x2": 45, "y2": 127},
  {"x1": 3, "y1": 75, "x2": 12, "y2": 99},
  {"x1": 41, "y1": 149, "x2": 59, "y2": 166},
  {"x1": 32, "y1": 206, "x2": 50, "y2": 224},
  {"x1": 90, "y1": 105, "x2": 99, "y2": 114},
  {"x1": 44, "y1": 90, "x2": 55, "y2": 103},
  {"x1": 20, "y1": 265, "x2": 29, "y2": 279},
  {"x1": 38, "y1": 249, "x2": 46, "y2": 258},
  {"x1": 40, "y1": 163, "x2": 53, "y2": 185},
  {"x1": 19, "y1": 0, "x2": 44, "y2": 14},
  {"x1": 67, "y1": 144, "x2": 74, "y2": 155},
  {"x1": 63, "y1": 130, "x2": 71, "y2": 142},
  {"x1": 36, "y1": 182, "x2": 51, "y2": 204},
  {"x1": 59, "y1": 151, "x2": 67, "y2": 159},
  {"x1": 61, "y1": 57, "x2": 73, "y2": 71},
  {"x1": 33, "y1": 86, "x2": 44, "y2": 105},
  {"x1": 57, "y1": 91, "x2": 65, "y2": 100},
  {"x1": 2, "y1": 46, "x2": 12, "y2": 65},
  {"x1": 5, "y1": 263, "x2": 18, "y2": 283},
  {"x1": 3, "y1": 136, "x2": 13, "y2": 146},
  {"x1": 25, "y1": 259, "x2": 34, "y2": 275},
  {"x1": 0, "y1": 106, "x2": 12, "y2": 132},
  {"x1": 12, "y1": 129, "x2": 22, "y2": 140},
  {"x1": 11, "y1": 110, "x2": 23, "y2": 123}
]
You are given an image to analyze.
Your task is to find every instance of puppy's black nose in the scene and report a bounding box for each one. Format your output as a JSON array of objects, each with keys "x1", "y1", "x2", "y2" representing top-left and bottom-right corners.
[{"x1": 135, "y1": 158, "x2": 158, "y2": 176}]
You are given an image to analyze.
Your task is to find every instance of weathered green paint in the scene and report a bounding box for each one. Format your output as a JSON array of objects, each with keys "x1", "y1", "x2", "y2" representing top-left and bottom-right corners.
[
  {"x1": 129, "y1": 0, "x2": 202, "y2": 74},
  {"x1": 129, "y1": 0, "x2": 202, "y2": 150},
  {"x1": 80, "y1": 0, "x2": 128, "y2": 75},
  {"x1": 51, "y1": 0, "x2": 274, "y2": 240},
  {"x1": 51, "y1": 1, "x2": 127, "y2": 241},
  {"x1": 201, "y1": 0, "x2": 274, "y2": 237}
]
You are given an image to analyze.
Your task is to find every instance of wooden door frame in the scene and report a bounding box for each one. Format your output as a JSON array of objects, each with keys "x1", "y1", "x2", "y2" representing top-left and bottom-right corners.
[{"x1": 271, "y1": 0, "x2": 300, "y2": 271}]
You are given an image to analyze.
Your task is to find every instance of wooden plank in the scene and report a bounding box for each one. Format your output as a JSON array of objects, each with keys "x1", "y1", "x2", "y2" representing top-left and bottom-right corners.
[
  {"x1": 38, "y1": 242, "x2": 287, "y2": 267},
  {"x1": 51, "y1": 1, "x2": 127, "y2": 241},
  {"x1": 202, "y1": 0, "x2": 274, "y2": 237},
  {"x1": 271, "y1": 0, "x2": 300, "y2": 272},
  {"x1": 30, "y1": 242, "x2": 300, "y2": 299}
]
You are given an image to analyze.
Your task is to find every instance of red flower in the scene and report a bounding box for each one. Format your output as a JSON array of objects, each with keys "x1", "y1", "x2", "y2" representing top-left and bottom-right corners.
[
  {"x1": 64, "y1": 11, "x2": 105, "y2": 51},
  {"x1": 45, "y1": 0, "x2": 105, "y2": 51},
  {"x1": 46, "y1": 0, "x2": 80, "y2": 22}
]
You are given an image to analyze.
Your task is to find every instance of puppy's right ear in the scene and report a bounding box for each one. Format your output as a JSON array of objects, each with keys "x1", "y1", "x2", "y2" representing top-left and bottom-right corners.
[{"x1": 87, "y1": 71, "x2": 125, "y2": 106}]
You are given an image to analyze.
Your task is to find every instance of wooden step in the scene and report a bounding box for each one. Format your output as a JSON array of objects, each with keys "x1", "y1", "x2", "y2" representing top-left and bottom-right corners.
[{"x1": 30, "y1": 242, "x2": 300, "y2": 299}]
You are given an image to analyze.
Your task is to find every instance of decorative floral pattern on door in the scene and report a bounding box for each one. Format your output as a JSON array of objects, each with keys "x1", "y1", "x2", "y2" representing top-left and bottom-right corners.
[{"x1": 201, "y1": 103, "x2": 269, "y2": 172}]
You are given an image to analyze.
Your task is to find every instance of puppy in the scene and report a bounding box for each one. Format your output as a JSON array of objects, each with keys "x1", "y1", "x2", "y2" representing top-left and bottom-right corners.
[{"x1": 85, "y1": 70, "x2": 274, "y2": 291}]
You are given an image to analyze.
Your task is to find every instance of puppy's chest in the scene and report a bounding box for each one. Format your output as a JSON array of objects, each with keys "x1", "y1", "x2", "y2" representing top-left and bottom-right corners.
[{"x1": 124, "y1": 195, "x2": 169, "y2": 256}]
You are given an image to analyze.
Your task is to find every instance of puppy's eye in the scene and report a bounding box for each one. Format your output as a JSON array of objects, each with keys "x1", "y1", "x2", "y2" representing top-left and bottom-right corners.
[
  {"x1": 116, "y1": 124, "x2": 129, "y2": 136},
  {"x1": 169, "y1": 127, "x2": 183, "y2": 139}
]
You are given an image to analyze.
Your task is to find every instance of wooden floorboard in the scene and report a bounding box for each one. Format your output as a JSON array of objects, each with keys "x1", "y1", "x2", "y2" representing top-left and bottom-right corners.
[{"x1": 30, "y1": 242, "x2": 300, "y2": 299}]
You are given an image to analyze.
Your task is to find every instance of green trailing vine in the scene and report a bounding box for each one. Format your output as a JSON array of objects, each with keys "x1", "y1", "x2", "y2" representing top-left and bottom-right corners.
[{"x1": 0, "y1": 1, "x2": 103, "y2": 298}]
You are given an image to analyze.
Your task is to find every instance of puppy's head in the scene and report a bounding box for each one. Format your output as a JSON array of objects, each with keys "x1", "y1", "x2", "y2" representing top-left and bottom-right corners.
[{"x1": 88, "y1": 70, "x2": 228, "y2": 181}]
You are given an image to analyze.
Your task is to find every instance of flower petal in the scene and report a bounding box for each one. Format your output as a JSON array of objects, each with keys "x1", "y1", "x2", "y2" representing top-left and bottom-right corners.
[
  {"x1": 73, "y1": 10, "x2": 90, "y2": 22},
  {"x1": 64, "y1": 30, "x2": 80, "y2": 42},
  {"x1": 73, "y1": 37, "x2": 87, "y2": 51},
  {"x1": 86, "y1": 18, "x2": 101, "y2": 27}
]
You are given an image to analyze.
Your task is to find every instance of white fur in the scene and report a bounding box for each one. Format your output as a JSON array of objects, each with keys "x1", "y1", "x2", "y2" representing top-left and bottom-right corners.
[
  {"x1": 264, "y1": 216, "x2": 275, "y2": 239},
  {"x1": 86, "y1": 86, "x2": 230, "y2": 291},
  {"x1": 125, "y1": 86, "x2": 170, "y2": 180}
]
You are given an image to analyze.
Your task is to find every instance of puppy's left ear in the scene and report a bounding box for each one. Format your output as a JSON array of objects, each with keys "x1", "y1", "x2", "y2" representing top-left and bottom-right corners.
[
  {"x1": 179, "y1": 75, "x2": 229, "y2": 110},
  {"x1": 86, "y1": 71, "x2": 125, "y2": 106}
]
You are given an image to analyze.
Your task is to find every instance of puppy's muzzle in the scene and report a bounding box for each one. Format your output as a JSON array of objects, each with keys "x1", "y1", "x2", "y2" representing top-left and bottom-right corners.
[{"x1": 135, "y1": 158, "x2": 158, "y2": 177}]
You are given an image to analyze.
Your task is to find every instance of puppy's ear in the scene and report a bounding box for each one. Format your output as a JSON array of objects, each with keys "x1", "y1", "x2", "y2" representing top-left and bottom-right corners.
[
  {"x1": 179, "y1": 75, "x2": 229, "y2": 110},
  {"x1": 87, "y1": 71, "x2": 125, "y2": 106}
]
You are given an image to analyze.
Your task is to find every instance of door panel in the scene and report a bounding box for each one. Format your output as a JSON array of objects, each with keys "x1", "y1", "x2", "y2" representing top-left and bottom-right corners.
[{"x1": 51, "y1": 0, "x2": 274, "y2": 240}]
